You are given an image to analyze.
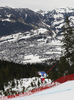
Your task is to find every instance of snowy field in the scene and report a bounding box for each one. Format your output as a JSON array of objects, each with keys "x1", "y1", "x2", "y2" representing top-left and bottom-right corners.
[{"x1": 9, "y1": 80, "x2": 74, "y2": 100}]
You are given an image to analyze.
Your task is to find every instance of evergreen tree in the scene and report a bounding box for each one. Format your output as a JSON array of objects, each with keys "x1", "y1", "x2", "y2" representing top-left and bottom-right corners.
[
  {"x1": 58, "y1": 57, "x2": 69, "y2": 77},
  {"x1": 58, "y1": 16, "x2": 74, "y2": 77},
  {"x1": 12, "y1": 81, "x2": 15, "y2": 88},
  {"x1": 62, "y1": 16, "x2": 74, "y2": 65}
]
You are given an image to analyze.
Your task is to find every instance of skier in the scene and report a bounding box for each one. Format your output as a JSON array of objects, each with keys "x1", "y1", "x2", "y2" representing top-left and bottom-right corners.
[
  {"x1": 37, "y1": 64, "x2": 56, "y2": 83},
  {"x1": 37, "y1": 71, "x2": 48, "y2": 83}
]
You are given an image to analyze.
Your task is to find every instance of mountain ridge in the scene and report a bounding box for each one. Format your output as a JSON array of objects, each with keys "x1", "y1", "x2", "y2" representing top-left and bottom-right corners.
[{"x1": 0, "y1": 7, "x2": 74, "y2": 64}]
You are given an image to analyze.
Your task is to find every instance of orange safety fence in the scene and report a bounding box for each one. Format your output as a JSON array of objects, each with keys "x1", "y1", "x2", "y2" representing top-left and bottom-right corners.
[{"x1": 55, "y1": 74, "x2": 74, "y2": 83}]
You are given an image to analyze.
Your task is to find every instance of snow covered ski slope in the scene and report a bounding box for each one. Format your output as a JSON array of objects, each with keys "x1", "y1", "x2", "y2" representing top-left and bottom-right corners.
[
  {"x1": 9, "y1": 80, "x2": 74, "y2": 100},
  {"x1": 0, "y1": 74, "x2": 74, "y2": 100}
]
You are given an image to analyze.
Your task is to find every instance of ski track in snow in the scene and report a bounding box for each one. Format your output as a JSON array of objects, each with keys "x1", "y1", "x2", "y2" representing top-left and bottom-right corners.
[
  {"x1": 9, "y1": 81, "x2": 74, "y2": 100},
  {"x1": 15, "y1": 89, "x2": 72, "y2": 100}
]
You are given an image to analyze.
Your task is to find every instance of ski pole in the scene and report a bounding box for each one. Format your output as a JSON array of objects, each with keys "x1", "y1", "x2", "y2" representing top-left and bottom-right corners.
[{"x1": 47, "y1": 64, "x2": 56, "y2": 74}]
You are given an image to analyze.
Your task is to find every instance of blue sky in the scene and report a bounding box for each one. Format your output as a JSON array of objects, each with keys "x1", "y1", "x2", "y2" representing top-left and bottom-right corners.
[{"x1": 0, "y1": 0, "x2": 74, "y2": 11}]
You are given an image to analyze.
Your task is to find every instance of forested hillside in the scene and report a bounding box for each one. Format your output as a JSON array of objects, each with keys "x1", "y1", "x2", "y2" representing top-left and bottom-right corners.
[{"x1": 0, "y1": 59, "x2": 57, "y2": 90}]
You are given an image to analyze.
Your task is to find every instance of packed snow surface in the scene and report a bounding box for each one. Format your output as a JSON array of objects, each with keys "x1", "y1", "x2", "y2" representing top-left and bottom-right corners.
[{"x1": 9, "y1": 80, "x2": 74, "y2": 100}]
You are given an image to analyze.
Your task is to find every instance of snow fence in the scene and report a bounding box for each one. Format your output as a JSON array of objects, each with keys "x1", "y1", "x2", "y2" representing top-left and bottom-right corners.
[{"x1": 0, "y1": 74, "x2": 74, "y2": 100}]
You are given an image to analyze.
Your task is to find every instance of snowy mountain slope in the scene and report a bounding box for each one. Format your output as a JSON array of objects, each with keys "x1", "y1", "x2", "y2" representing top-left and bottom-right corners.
[
  {"x1": 0, "y1": 7, "x2": 74, "y2": 64},
  {"x1": 0, "y1": 7, "x2": 74, "y2": 37},
  {"x1": 0, "y1": 7, "x2": 43, "y2": 36},
  {"x1": 43, "y1": 7, "x2": 74, "y2": 36},
  {"x1": 0, "y1": 28, "x2": 62, "y2": 64},
  {"x1": 9, "y1": 80, "x2": 74, "y2": 100}
]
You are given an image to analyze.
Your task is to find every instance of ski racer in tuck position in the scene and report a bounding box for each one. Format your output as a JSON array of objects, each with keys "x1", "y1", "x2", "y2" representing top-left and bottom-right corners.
[{"x1": 37, "y1": 71, "x2": 48, "y2": 83}]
